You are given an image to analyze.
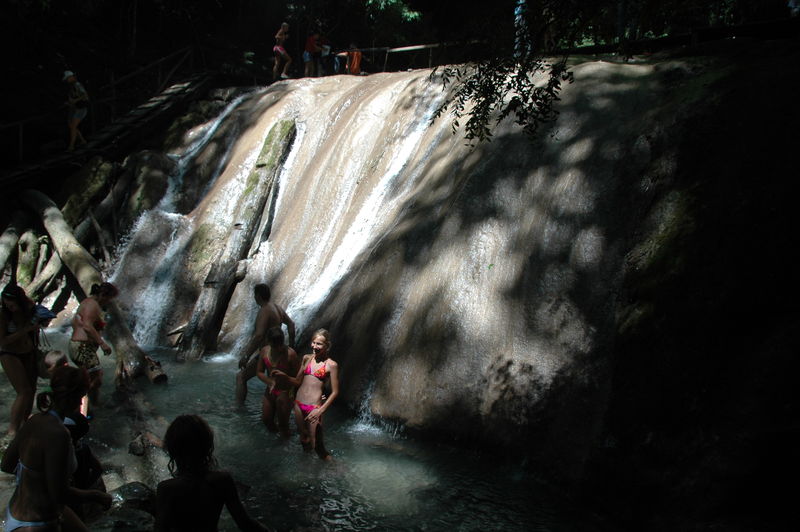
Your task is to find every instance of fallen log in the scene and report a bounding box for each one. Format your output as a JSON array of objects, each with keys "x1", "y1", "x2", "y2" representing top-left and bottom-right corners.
[
  {"x1": 0, "y1": 210, "x2": 32, "y2": 275},
  {"x1": 26, "y1": 251, "x2": 63, "y2": 302},
  {"x1": 15, "y1": 229, "x2": 40, "y2": 287},
  {"x1": 144, "y1": 355, "x2": 168, "y2": 384},
  {"x1": 178, "y1": 120, "x2": 296, "y2": 360},
  {"x1": 19, "y1": 189, "x2": 151, "y2": 382}
]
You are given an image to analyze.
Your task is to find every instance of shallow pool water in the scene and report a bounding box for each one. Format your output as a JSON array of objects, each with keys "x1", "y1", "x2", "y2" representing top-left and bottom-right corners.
[{"x1": 2, "y1": 332, "x2": 611, "y2": 532}]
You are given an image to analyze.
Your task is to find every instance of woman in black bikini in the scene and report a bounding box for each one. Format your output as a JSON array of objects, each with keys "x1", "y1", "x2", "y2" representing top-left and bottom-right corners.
[
  {"x1": 255, "y1": 327, "x2": 299, "y2": 437},
  {"x1": 155, "y1": 414, "x2": 270, "y2": 532},
  {"x1": 0, "y1": 284, "x2": 40, "y2": 438},
  {"x1": 272, "y1": 329, "x2": 339, "y2": 460}
]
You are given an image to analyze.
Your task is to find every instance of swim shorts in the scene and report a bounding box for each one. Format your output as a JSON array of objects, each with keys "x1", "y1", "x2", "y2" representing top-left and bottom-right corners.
[{"x1": 69, "y1": 340, "x2": 101, "y2": 372}]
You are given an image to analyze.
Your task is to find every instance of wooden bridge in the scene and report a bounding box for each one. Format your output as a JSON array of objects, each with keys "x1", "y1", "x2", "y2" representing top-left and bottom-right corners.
[{"x1": 0, "y1": 73, "x2": 212, "y2": 195}]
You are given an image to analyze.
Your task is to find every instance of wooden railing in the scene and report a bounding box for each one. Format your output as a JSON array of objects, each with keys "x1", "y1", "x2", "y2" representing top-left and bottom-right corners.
[{"x1": 0, "y1": 46, "x2": 199, "y2": 166}]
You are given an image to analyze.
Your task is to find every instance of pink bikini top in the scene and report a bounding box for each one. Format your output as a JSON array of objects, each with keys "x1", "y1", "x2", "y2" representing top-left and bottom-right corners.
[{"x1": 304, "y1": 360, "x2": 328, "y2": 381}]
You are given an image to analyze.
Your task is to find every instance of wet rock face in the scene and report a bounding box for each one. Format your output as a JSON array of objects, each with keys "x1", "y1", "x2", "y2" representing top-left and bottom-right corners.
[
  {"x1": 110, "y1": 481, "x2": 156, "y2": 515},
  {"x1": 87, "y1": 481, "x2": 156, "y2": 532},
  {"x1": 118, "y1": 150, "x2": 175, "y2": 229},
  {"x1": 107, "y1": 39, "x2": 799, "y2": 528},
  {"x1": 89, "y1": 507, "x2": 155, "y2": 532}
]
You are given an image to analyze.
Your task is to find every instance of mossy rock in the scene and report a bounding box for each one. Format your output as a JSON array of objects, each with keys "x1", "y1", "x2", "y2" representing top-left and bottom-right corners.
[{"x1": 60, "y1": 156, "x2": 119, "y2": 226}]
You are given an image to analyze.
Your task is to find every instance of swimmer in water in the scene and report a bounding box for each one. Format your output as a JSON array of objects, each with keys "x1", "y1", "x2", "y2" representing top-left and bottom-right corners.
[
  {"x1": 272, "y1": 328, "x2": 339, "y2": 460},
  {"x1": 256, "y1": 327, "x2": 300, "y2": 437}
]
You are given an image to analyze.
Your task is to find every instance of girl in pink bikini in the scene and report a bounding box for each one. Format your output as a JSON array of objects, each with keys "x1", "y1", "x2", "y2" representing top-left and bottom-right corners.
[
  {"x1": 255, "y1": 327, "x2": 299, "y2": 437},
  {"x1": 272, "y1": 329, "x2": 339, "y2": 460}
]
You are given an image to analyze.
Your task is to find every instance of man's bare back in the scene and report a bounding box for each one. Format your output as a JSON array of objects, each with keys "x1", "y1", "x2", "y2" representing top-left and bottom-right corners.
[{"x1": 235, "y1": 284, "x2": 295, "y2": 404}]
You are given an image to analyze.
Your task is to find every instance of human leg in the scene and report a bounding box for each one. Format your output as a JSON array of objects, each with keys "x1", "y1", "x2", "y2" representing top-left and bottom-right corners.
[
  {"x1": 69, "y1": 340, "x2": 101, "y2": 416},
  {"x1": 87, "y1": 368, "x2": 103, "y2": 409},
  {"x1": 261, "y1": 393, "x2": 277, "y2": 432},
  {"x1": 311, "y1": 419, "x2": 330, "y2": 460},
  {"x1": 275, "y1": 392, "x2": 292, "y2": 438},
  {"x1": 293, "y1": 402, "x2": 312, "y2": 451},
  {"x1": 281, "y1": 51, "x2": 292, "y2": 78},
  {"x1": 235, "y1": 354, "x2": 259, "y2": 404},
  {"x1": 0, "y1": 353, "x2": 35, "y2": 435},
  {"x1": 67, "y1": 117, "x2": 80, "y2": 150}
]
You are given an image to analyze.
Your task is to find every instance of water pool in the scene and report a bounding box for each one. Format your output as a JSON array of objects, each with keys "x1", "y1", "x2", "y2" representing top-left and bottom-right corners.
[{"x1": 2, "y1": 334, "x2": 610, "y2": 532}]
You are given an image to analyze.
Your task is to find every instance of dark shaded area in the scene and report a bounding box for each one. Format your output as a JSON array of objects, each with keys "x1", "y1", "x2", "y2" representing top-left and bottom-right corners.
[{"x1": 580, "y1": 38, "x2": 800, "y2": 531}]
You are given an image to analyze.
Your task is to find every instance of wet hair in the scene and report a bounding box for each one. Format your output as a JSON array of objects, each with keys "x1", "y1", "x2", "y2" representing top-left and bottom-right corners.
[
  {"x1": 1, "y1": 283, "x2": 34, "y2": 318},
  {"x1": 253, "y1": 284, "x2": 271, "y2": 302},
  {"x1": 266, "y1": 326, "x2": 285, "y2": 346},
  {"x1": 90, "y1": 282, "x2": 119, "y2": 299},
  {"x1": 164, "y1": 414, "x2": 218, "y2": 478},
  {"x1": 312, "y1": 328, "x2": 331, "y2": 349},
  {"x1": 37, "y1": 365, "x2": 90, "y2": 413}
]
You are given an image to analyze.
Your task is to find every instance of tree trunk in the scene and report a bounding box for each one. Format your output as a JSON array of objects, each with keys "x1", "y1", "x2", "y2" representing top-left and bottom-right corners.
[
  {"x1": 178, "y1": 120, "x2": 296, "y2": 360},
  {"x1": 19, "y1": 189, "x2": 148, "y2": 380},
  {"x1": 74, "y1": 165, "x2": 133, "y2": 245},
  {"x1": 27, "y1": 247, "x2": 63, "y2": 302},
  {"x1": 15, "y1": 229, "x2": 40, "y2": 288},
  {"x1": 0, "y1": 210, "x2": 32, "y2": 276}
]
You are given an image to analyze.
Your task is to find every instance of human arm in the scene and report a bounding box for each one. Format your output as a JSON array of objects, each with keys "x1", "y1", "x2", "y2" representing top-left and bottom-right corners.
[
  {"x1": 220, "y1": 472, "x2": 270, "y2": 532},
  {"x1": 271, "y1": 354, "x2": 308, "y2": 388},
  {"x1": 0, "y1": 432, "x2": 20, "y2": 473},
  {"x1": 77, "y1": 301, "x2": 111, "y2": 353},
  {"x1": 0, "y1": 313, "x2": 38, "y2": 346},
  {"x1": 238, "y1": 308, "x2": 268, "y2": 369},
  {"x1": 306, "y1": 360, "x2": 339, "y2": 423},
  {"x1": 255, "y1": 348, "x2": 276, "y2": 388},
  {"x1": 69, "y1": 486, "x2": 112, "y2": 508}
]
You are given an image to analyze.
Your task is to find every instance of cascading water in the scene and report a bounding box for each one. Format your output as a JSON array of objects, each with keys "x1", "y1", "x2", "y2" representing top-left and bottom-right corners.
[
  {"x1": 110, "y1": 91, "x2": 257, "y2": 346},
  {"x1": 97, "y1": 60, "x2": 666, "y2": 530}
]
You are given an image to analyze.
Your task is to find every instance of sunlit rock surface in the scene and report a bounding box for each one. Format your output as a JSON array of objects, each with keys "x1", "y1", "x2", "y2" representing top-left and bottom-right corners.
[{"x1": 109, "y1": 41, "x2": 800, "y2": 523}]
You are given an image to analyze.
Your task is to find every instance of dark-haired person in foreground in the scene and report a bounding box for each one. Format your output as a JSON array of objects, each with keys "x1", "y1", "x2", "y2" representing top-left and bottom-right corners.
[
  {"x1": 0, "y1": 284, "x2": 40, "y2": 438},
  {"x1": 69, "y1": 282, "x2": 119, "y2": 416},
  {"x1": 235, "y1": 283, "x2": 295, "y2": 404},
  {"x1": 155, "y1": 414, "x2": 271, "y2": 532}
]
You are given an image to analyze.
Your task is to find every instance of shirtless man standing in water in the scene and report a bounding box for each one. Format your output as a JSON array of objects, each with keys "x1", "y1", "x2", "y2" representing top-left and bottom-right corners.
[{"x1": 235, "y1": 284, "x2": 295, "y2": 404}]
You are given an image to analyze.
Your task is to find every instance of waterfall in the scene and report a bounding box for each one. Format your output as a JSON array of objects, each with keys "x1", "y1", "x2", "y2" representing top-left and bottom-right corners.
[
  {"x1": 110, "y1": 91, "x2": 257, "y2": 346},
  {"x1": 110, "y1": 62, "x2": 659, "y2": 454}
]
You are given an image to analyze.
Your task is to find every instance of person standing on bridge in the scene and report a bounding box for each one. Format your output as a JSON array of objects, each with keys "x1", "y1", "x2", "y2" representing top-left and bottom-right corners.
[
  {"x1": 273, "y1": 22, "x2": 292, "y2": 80},
  {"x1": 63, "y1": 70, "x2": 89, "y2": 151},
  {"x1": 235, "y1": 283, "x2": 295, "y2": 404}
]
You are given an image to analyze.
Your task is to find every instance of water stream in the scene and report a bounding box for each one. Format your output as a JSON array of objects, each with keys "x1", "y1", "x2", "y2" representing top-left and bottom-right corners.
[{"x1": 1, "y1": 327, "x2": 611, "y2": 532}]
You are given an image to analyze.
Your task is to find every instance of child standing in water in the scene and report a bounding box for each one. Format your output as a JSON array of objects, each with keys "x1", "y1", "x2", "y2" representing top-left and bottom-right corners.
[
  {"x1": 256, "y1": 327, "x2": 299, "y2": 437},
  {"x1": 272, "y1": 329, "x2": 339, "y2": 460},
  {"x1": 155, "y1": 414, "x2": 271, "y2": 531}
]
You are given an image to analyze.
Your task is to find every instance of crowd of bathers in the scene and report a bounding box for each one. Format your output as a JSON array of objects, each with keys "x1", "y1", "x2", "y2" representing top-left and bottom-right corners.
[
  {"x1": 1, "y1": 280, "x2": 340, "y2": 530},
  {"x1": 272, "y1": 21, "x2": 363, "y2": 82}
]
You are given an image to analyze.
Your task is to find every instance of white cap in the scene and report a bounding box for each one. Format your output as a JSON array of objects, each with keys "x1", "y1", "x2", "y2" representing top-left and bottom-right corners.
[{"x1": 63, "y1": 70, "x2": 75, "y2": 81}]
